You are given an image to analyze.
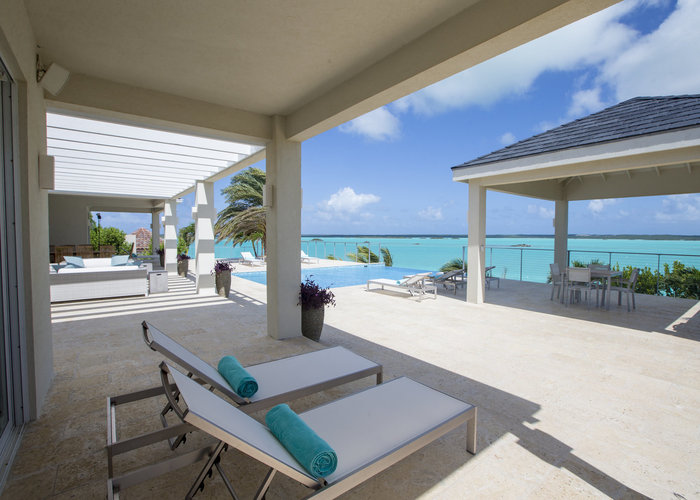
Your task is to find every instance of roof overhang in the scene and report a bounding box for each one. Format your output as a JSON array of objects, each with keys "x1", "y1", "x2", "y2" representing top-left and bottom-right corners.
[{"x1": 452, "y1": 128, "x2": 700, "y2": 201}]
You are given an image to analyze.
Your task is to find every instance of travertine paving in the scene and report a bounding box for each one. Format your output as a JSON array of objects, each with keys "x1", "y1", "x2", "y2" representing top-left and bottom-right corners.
[{"x1": 2, "y1": 266, "x2": 698, "y2": 499}]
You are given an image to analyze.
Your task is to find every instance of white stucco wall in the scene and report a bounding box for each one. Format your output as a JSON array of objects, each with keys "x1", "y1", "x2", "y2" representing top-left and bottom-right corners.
[
  {"x1": 48, "y1": 194, "x2": 92, "y2": 245},
  {"x1": 0, "y1": 0, "x2": 53, "y2": 418}
]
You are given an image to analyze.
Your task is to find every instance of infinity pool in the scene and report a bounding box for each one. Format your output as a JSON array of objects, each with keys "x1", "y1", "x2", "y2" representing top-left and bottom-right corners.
[{"x1": 235, "y1": 265, "x2": 430, "y2": 289}]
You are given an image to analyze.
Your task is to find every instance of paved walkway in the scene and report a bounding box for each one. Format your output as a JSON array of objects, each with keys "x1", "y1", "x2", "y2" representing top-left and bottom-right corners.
[{"x1": 1, "y1": 272, "x2": 698, "y2": 499}]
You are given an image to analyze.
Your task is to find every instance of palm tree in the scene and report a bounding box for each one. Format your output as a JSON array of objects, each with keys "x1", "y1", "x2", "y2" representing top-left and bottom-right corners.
[
  {"x1": 346, "y1": 246, "x2": 393, "y2": 266},
  {"x1": 440, "y1": 258, "x2": 465, "y2": 272},
  {"x1": 215, "y1": 168, "x2": 266, "y2": 256}
]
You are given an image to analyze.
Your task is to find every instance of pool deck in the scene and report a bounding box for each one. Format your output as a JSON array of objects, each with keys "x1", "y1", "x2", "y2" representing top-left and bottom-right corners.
[{"x1": 1, "y1": 261, "x2": 698, "y2": 499}]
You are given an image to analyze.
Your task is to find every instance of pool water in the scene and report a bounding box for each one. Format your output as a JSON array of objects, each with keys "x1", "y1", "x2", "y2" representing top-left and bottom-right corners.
[{"x1": 235, "y1": 265, "x2": 430, "y2": 289}]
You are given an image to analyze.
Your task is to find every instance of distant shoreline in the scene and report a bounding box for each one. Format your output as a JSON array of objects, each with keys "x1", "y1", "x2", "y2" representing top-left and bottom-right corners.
[{"x1": 302, "y1": 234, "x2": 700, "y2": 240}]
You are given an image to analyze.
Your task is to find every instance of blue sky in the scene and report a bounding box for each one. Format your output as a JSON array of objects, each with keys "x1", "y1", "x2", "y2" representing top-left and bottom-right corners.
[{"x1": 101, "y1": 0, "x2": 700, "y2": 236}]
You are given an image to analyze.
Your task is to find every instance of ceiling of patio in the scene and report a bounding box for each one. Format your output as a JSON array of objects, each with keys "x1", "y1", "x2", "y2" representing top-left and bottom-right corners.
[
  {"x1": 25, "y1": 1, "x2": 617, "y2": 142},
  {"x1": 48, "y1": 113, "x2": 263, "y2": 199}
]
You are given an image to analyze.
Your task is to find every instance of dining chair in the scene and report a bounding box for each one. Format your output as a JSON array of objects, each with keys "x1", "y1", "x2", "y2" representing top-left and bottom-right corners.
[
  {"x1": 610, "y1": 268, "x2": 639, "y2": 311},
  {"x1": 566, "y1": 267, "x2": 598, "y2": 309},
  {"x1": 549, "y1": 263, "x2": 566, "y2": 301}
]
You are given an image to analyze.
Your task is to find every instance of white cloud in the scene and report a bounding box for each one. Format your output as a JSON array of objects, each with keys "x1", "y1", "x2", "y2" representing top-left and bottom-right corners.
[
  {"x1": 655, "y1": 194, "x2": 700, "y2": 221},
  {"x1": 600, "y1": 0, "x2": 700, "y2": 100},
  {"x1": 339, "y1": 106, "x2": 400, "y2": 141},
  {"x1": 588, "y1": 199, "x2": 616, "y2": 214},
  {"x1": 393, "y1": 2, "x2": 637, "y2": 116},
  {"x1": 527, "y1": 204, "x2": 554, "y2": 218},
  {"x1": 568, "y1": 88, "x2": 606, "y2": 117},
  {"x1": 418, "y1": 206, "x2": 443, "y2": 220},
  {"x1": 500, "y1": 132, "x2": 516, "y2": 146},
  {"x1": 317, "y1": 187, "x2": 380, "y2": 220}
]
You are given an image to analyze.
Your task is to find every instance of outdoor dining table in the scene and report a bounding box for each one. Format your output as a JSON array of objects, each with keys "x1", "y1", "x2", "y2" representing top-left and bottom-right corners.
[{"x1": 590, "y1": 268, "x2": 623, "y2": 310}]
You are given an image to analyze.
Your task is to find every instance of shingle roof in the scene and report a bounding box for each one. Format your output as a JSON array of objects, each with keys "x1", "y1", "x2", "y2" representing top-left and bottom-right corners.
[{"x1": 452, "y1": 95, "x2": 700, "y2": 170}]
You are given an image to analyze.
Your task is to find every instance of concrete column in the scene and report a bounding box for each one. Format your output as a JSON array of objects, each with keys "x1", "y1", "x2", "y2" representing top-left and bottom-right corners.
[
  {"x1": 466, "y1": 182, "x2": 486, "y2": 304},
  {"x1": 164, "y1": 199, "x2": 178, "y2": 273},
  {"x1": 194, "y1": 181, "x2": 216, "y2": 293},
  {"x1": 151, "y1": 210, "x2": 161, "y2": 254},
  {"x1": 266, "y1": 116, "x2": 302, "y2": 339},
  {"x1": 554, "y1": 200, "x2": 569, "y2": 270}
]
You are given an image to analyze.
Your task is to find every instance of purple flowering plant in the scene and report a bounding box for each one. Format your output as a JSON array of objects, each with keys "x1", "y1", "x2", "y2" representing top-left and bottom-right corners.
[
  {"x1": 299, "y1": 277, "x2": 336, "y2": 309},
  {"x1": 177, "y1": 253, "x2": 191, "y2": 262},
  {"x1": 211, "y1": 261, "x2": 233, "y2": 275}
]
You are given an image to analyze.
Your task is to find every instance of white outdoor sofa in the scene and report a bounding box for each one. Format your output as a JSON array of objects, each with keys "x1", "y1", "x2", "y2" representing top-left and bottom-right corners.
[{"x1": 50, "y1": 257, "x2": 148, "y2": 302}]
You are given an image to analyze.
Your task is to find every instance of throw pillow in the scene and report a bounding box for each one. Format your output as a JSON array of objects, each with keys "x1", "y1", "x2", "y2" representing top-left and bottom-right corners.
[
  {"x1": 111, "y1": 255, "x2": 130, "y2": 266},
  {"x1": 63, "y1": 256, "x2": 85, "y2": 268}
]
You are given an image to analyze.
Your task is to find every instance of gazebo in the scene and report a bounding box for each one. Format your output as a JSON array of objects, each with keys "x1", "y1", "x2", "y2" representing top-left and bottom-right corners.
[{"x1": 452, "y1": 95, "x2": 700, "y2": 304}]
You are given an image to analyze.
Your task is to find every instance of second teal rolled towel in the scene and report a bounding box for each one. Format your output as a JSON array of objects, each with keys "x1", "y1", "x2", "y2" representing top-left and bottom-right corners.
[
  {"x1": 265, "y1": 404, "x2": 338, "y2": 479},
  {"x1": 217, "y1": 355, "x2": 258, "y2": 398}
]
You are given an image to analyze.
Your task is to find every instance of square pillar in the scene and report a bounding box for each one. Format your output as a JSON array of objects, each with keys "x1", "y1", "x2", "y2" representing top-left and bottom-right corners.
[
  {"x1": 151, "y1": 210, "x2": 161, "y2": 255},
  {"x1": 554, "y1": 200, "x2": 568, "y2": 270},
  {"x1": 266, "y1": 116, "x2": 302, "y2": 339},
  {"x1": 164, "y1": 199, "x2": 178, "y2": 273},
  {"x1": 194, "y1": 181, "x2": 216, "y2": 293},
  {"x1": 466, "y1": 182, "x2": 486, "y2": 304}
]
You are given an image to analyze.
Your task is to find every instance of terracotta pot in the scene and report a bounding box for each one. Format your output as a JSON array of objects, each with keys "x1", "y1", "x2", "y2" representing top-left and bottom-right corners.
[
  {"x1": 215, "y1": 270, "x2": 231, "y2": 297},
  {"x1": 177, "y1": 260, "x2": 189, "y2": 277},
  {"x1": 301, "y1": 306, "x2": 325, "y2": 342}
]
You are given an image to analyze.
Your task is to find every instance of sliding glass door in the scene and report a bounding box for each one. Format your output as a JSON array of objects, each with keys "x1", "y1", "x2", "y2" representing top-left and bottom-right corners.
[{"x1": 0, "y1": 56, "x2": 26, "y2": 488}]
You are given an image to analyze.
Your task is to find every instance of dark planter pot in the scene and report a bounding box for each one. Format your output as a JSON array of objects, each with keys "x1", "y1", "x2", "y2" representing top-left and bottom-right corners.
[
  {"x1": 301, "y1": 306, "x2": 325, "y2": 342},
  {"x1": 215, "y1": 270, "x2": 231, "y2": 297},
  {"x1": 159, "y1": 253, "x2": 165, "y2": 268},
  {"x1": 177, "y1": 260, "x2": 189, "y2": 277}
]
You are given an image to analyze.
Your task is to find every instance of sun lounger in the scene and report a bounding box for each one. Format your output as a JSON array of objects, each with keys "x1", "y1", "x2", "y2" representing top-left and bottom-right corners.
[
  {"x1": 301, "y1": 250, "x2": 320, "y2": 264},
  {"x1": 106, "y1": 322, "x2": 383, "y2": 480},
  {"x1": 429, "y1": 269, "x2": 466, "y2": 294},
  {"x1": 366, "y1": 273, "x2": 436, "y2": 300},
  {"x1": 241, "y1": 251, "x2": 265, "y2": 266},
  {"x1": 107, "y1": 362, "x2": 477, "y2": 499}
]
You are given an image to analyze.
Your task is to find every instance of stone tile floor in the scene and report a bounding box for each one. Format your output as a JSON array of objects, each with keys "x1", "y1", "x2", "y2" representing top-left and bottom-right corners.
[{"x1": 1, "y1": 271, "x2": 699, "y2": 499}]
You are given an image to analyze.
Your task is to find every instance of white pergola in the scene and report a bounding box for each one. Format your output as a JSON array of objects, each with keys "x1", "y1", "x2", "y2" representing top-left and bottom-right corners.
[
  {"x1": 453, "y1": 96, "x2": 700, "y2": 303},
  {"x1": 47, "y1": 112, "x2": 264, "y2": 291}
]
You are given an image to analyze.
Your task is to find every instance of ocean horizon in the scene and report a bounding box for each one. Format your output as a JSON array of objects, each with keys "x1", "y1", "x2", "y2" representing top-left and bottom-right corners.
[{"x1": 203, "y1": 234, "x2": 700, "y2": 284}]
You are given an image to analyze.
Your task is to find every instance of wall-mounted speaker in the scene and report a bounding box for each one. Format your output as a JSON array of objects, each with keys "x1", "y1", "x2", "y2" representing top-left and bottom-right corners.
[{"x1": 39, "y1": 63, "x2": 70, "y2": 95}]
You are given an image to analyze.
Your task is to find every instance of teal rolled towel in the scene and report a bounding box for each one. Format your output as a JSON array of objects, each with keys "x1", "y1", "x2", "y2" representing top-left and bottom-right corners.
[
  {"x1": 265, "y1": 404, "x2": 337, "y2": 479},
  {"x1": 217, "y1": 356, "x2": 258, "y2": 398}
]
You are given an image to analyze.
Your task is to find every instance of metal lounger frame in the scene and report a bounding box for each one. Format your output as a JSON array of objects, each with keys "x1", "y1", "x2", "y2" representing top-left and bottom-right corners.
[
  {"x1": 109, "y1": 362, "x2": 477, "y2": 499},
  {"x1": 107, "y1": 321, "x2": 382, "y2": 489}
]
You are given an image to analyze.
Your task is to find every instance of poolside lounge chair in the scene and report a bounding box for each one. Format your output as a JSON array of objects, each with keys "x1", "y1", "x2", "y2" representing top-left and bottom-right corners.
[
  {"x1": 366, "y1": 273, "x2": 436, "y2": 300},
  {"x1": 241, "y1": 251, "x2": 265, "y2": 266},
  {"x1": 301, "y1": 250, "x2": 319, "y2": 264},
  {"x1": 107, "y1": 362, "x2": 477, "y2": 499},
  {"x1": 429, "y1": 269, "x2": 465, "y2": 294},
  {"x1": 107, "y1": 322, "x2": 383, "y2": 480}
]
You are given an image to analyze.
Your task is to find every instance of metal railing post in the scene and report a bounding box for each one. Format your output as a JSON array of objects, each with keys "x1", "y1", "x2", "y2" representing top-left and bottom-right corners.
[
  {"x1": 520, "y1": 249, "x2": 523, "y2": 281},
  {"x1": 656, "y1": 254, "x2": 661, "y2": 295}
]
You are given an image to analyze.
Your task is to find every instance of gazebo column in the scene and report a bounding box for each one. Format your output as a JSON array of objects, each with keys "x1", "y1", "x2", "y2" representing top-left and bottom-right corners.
[
  {"x1": 466, "y1": 182, "x2": 486, "y2": 304},
  {"x1": 554, "y1": 200, "x2": 568, "y2": 270},
  {"x1": 151, "y1": 210, "x2": 161, "y2": 255},
  {"x1": 194, "y1": 181, "x2": 216, "y2": 293},
  {"x1": 164, "y1": 199, "x2": 178, "y2": 273},
  {"x1": 266, "y1": 116, "x2": 302, "y2": 340}
]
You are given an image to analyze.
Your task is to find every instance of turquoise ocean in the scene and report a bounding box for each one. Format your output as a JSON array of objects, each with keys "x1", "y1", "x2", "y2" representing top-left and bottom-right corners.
[{"x1": 203, "y1": 236, "x2": 700, "y2": 284}]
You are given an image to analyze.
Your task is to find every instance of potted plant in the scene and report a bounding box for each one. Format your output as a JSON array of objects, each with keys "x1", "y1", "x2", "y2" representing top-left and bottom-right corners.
[
  {"x1": 211, "y1": 261, "x2": 234, "y2": 297},
  {"x1": 156, "y1": 246, "x2": 165, "y2": 268},
  {"x1": 176, "y1": 253, "x2": 191, "y2": 277},
  {"x1": 298, "y1": 277, "x2": 335, "y2": 342}
]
